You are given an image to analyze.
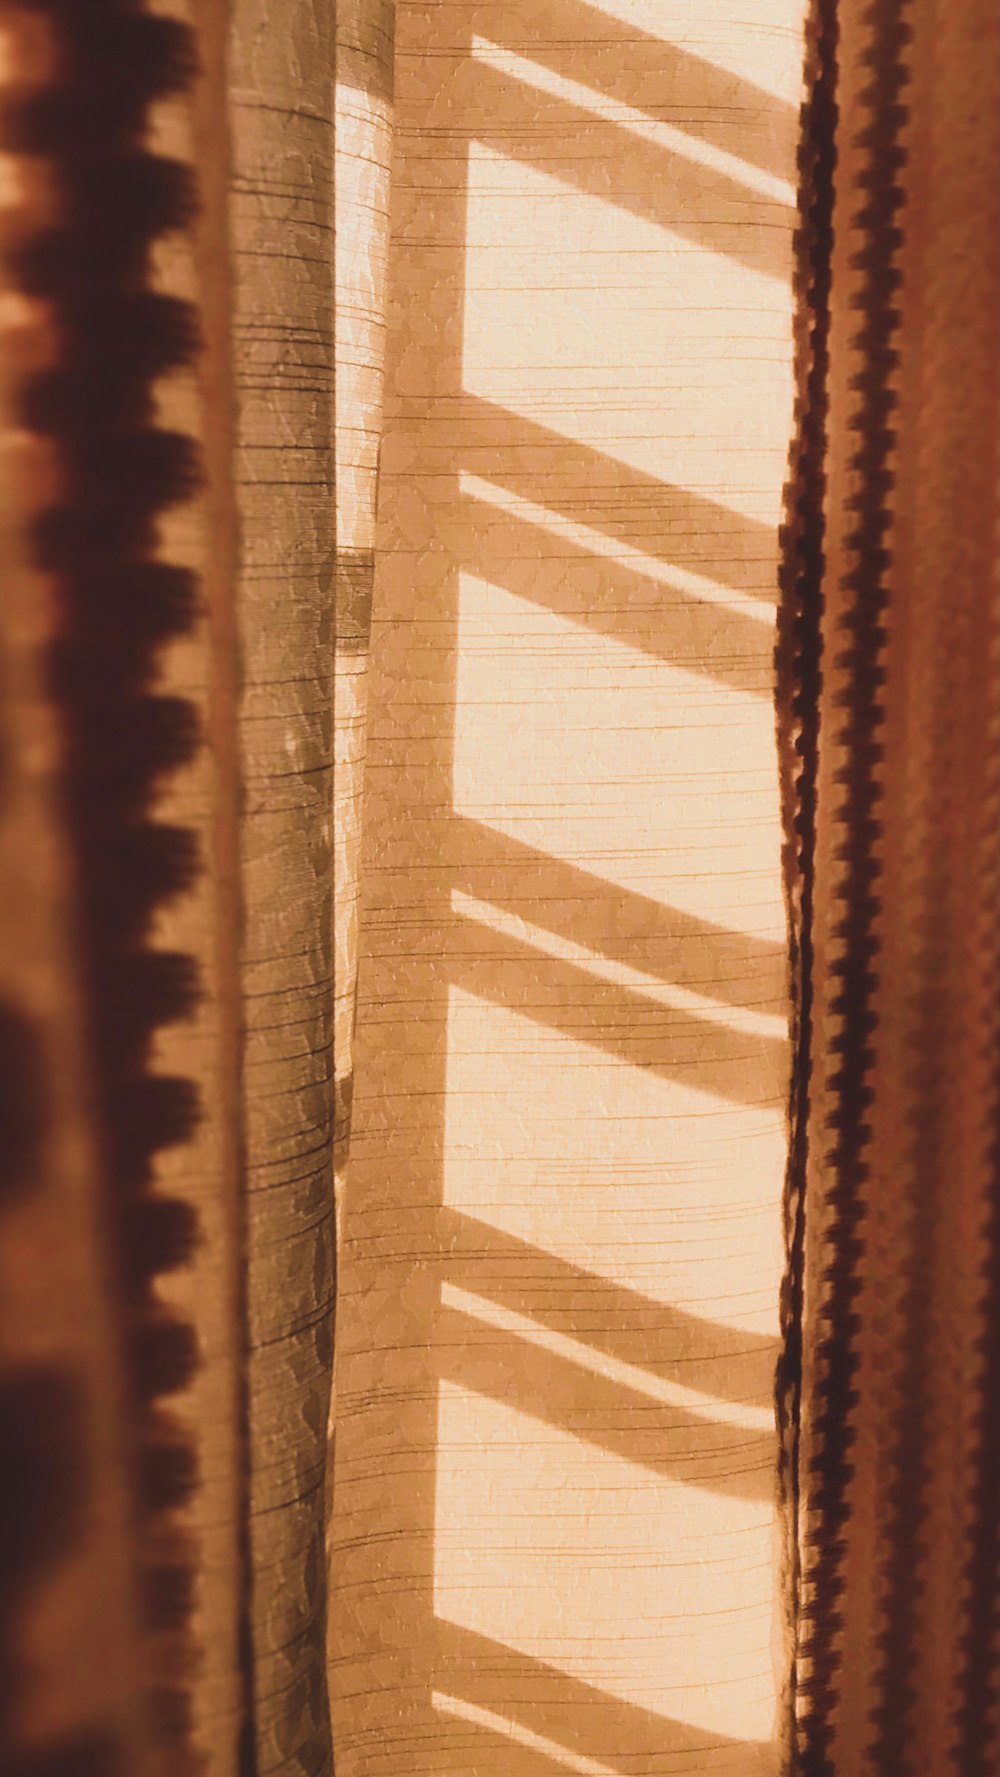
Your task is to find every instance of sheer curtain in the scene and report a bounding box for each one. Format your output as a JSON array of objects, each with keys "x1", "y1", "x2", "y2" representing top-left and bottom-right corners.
[
  {"x1": 0, "y1": 2, "x2": 997, "y2": 1775},
  {"x1": 332, "y1": 4, "x2": 800, "y2": 1771}
]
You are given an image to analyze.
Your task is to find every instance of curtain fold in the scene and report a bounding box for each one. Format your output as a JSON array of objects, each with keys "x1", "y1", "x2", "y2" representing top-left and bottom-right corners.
[
  {"x1": 334, "y1": 0, "x2": 395, "y2": 1203},
  {"x1": 226, "y1": 2, "x2": 337, "y2": 1769},
  {"x1": 786, "y1": 0, "x2": 1000, "y2": 1765},
  {"x1": 1, "y1": 5, "x2": 249, "y2": 1773},
  {"x1": 0, "y1": 0, "x2": 998, "y2": 1773}
]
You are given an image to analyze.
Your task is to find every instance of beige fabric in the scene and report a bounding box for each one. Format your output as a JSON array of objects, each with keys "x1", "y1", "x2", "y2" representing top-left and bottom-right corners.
[{"x1": 330, "y1": 2, "x2": 803, "y2": 1769}]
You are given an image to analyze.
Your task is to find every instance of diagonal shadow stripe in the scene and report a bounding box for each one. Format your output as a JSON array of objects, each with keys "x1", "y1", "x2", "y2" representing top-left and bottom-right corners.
[
  {"x1": 447, "y1": 917, "x2": 788, "y2": 1111},
  {"x1": 437, "y1": 1305, "x2": 774, "y2": 1500},
  {"x1": 462, "y1": 56, "x2": 794, "y2": 283},
  {"x1": 477, "y1": 0, "x2": 798, "y2": 184},
  {"x1": 435, "y1": 1205, "x2": 778, "y2": 1407},
  {"x1": 428, "y1": 1710, "x2": 605, "y2": 1777},
  {"x1": 433, "y1": 399, "x2": 779, "y2": 590},
  {"x1": 435, "y1": 1619, "x2": 773, "y2": 1772},
  {"x1": 457, "y1": 487, "x2": 776, "y2": 696},
  {"x1": 449, "y1": 816, "x2": 787, "y2": 1011}
]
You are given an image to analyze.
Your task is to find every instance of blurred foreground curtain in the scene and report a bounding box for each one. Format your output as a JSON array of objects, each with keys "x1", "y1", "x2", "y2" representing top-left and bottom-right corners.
[{"x1": 0, "y1": 5, "x2": 997, "y2": 1777}]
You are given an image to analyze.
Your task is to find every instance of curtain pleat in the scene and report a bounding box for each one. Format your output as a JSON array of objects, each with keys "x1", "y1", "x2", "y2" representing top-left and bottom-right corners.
[
  {"x1": 145, "y1": 5, "x2": 249, "y2": 1767},
  {"x1": 785, "y1": 0, "x2": 1000, "y2": 1766},
  {"x1": 1, "y1": 302, "x2": 155, "y2": 1775}
]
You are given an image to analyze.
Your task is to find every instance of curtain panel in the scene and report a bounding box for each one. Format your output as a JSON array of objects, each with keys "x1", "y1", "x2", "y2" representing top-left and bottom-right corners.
[{"x1": 0, "y1": 1, "x2": 997, "y2": 1774}]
